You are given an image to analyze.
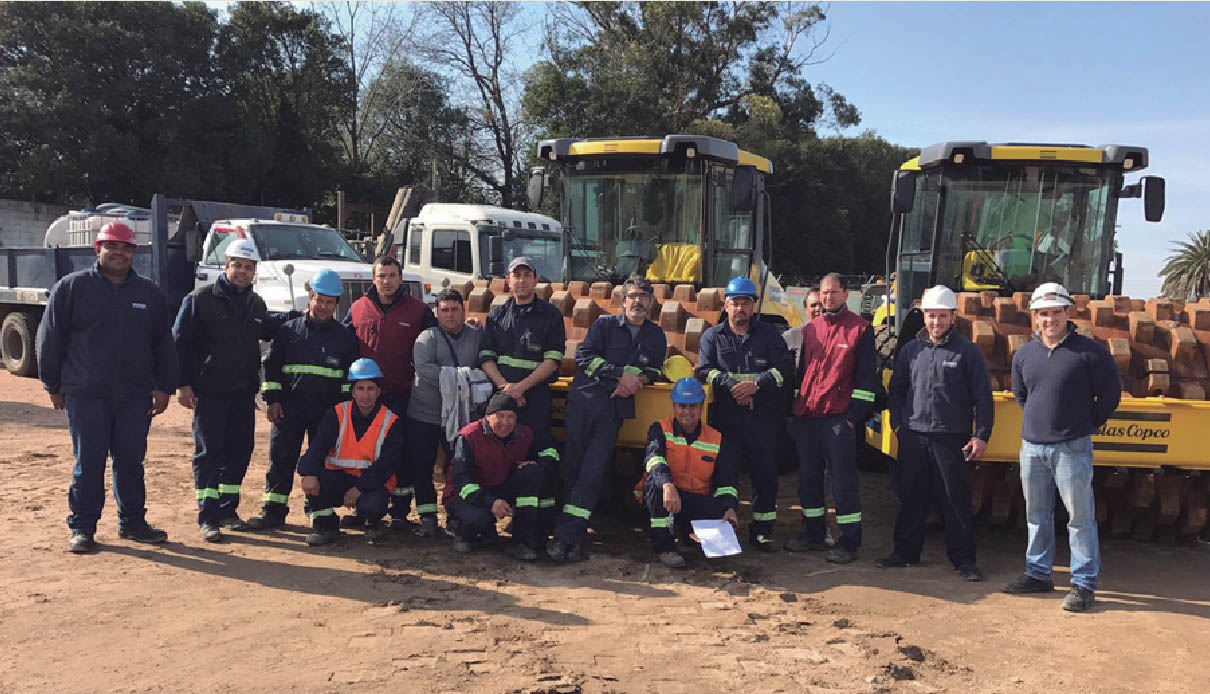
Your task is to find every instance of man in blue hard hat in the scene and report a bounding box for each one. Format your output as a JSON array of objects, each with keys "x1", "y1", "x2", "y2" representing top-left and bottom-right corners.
[
  {"x1": 637, "y1": 377, "x2": 739, "y2": 567},
  {"x1": 249, "y1": 268, "x2": 360, "y2": 529},
  {"x1": 173, "y1": 237, "x2": 300, "y2": 543},
  {"x1": 696, "y1": 276, "x2": 794, "y2": 552},
  {"x1": 547, "y1": 274, "x2": 667, "y2": 563},
  {"x1": 296, "y1": 358, "x2": 404, "y2": 546}
]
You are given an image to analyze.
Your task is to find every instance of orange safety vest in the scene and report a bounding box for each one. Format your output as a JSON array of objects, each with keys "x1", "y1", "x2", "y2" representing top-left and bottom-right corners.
[
  {"x1": 636, "y1": 418, "x2": 723, "y2": 498},
  {"x1": 325, "y1": 401, "x2": 398, "y2": 493}
]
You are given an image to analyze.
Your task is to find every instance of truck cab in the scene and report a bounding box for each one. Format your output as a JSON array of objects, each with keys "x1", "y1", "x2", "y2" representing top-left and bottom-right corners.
[
  {"x1": 196, "y1": 214, "x2": 424, "y2": 317},
  {"x1": 392, "y1": 203, "x2": 563, "y2": 292}
]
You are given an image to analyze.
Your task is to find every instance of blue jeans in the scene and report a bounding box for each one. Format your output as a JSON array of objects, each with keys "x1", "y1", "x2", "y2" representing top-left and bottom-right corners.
[
  {"x1": 1019, "y1": 436, "x2": 1100, "y2": 590},
  {"x1": 65, "y1": 394, "x2": 153, "y2": 533}
]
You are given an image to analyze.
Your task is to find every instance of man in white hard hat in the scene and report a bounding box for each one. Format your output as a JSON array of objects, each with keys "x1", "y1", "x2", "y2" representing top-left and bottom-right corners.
[
  {"x1": 172, "y1": 237, "x2": 297, "y2": 542},
  {"x1": 880, "y1": 286, "x2": 993, "y2": 581},
  {"x1": 1002, "y1": 282, "x2": 1120, "y2": 612}
]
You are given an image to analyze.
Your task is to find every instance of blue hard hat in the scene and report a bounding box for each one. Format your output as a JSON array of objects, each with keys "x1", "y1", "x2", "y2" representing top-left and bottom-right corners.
[
  {"x1": 310, "y1": 269, "x2": 343, "y2": 297},
  {"x1": 724, "y1": 276, "x2": 758, "y2": 298},
  {"x1": 348, "y1": 358, "x2": 384, "y2": 382},
  {"x1": 670, "y1": 377, "x2": 706, "y2": 404}
]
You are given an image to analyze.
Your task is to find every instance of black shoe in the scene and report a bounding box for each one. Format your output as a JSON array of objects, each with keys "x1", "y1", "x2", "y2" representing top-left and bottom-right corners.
[
  {"x1": 453, "y1": 538, "x2": 476, "y2": 554},
  {"x1": 825, "y1": 548, "x2": 856, "y2": 564},
  {"x1": 218, "y1": 514, "x2": 250, "y2": 531},
  {"x1": 546, "y1": 539, "x2": 569, "y2": 562},
  {"x1": 305, "y1": 528, "x2": 341, "y2": 547},
  {"x1": 749, "y1": 534, "x2": 781, "y2": 553},
  {"x1": 506, "y1": 542, "x2": 538, "y2": 562},
  {"x1": 1002, "y1": 574, "x2": 1055, "y2": 594},
  {"x1": 247, "y1": 512, "x2": 286, "y2": 530},
  {"x1": 875, "y1": 554, "x2": 916, "y2": 569},
  {"x1": 387, "y1": 517, "x2": 413, "y2": 532},
  {"x1": 414, "y1": 516, "x2": 439, "y2": 537},
  {"x1": 340, "y1": 514, "x2": 366, "y2": 530},
  {"x1": 68, "y1": 530, "x2": 97, "y2": 554},
  {"x1": 956, "y1": 565, "x2": 984, "y2": 582},
  {"x1": 785, "y1": 533, "x2": 827, "y2": 552},
  {"x1": 365, "y1": 525, "x2": 388, "y2": 545},
  {"x1": 564, "y1": 542, "x2": 585, "y2": 563},
  {"x1": 118, "y1": 524, "x2": 168, "y2": 544},
  {"x1": 1061, "y1": 586, "x2": 1095, "y2": 612},
  {"x1": 657, "y1": 551, "x2": 686, "y2": 568},
  {"x1": 200, "y1": 524, "x2": 223, "y2": 543}
]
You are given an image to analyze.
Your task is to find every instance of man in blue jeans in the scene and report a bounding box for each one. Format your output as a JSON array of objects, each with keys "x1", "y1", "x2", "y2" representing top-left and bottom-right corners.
[{"x1": 1004, "y1": 282, "x2": 1121, "y2": 612}]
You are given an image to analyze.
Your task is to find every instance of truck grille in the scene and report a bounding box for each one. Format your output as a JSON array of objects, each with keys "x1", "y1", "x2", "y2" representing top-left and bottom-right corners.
[{"x1": 337, "y1": 280, "x2": 372, "y2": 320}]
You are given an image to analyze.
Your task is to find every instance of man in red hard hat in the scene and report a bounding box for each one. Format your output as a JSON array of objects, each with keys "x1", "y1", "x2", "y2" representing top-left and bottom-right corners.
[{"x1": 39, "y1": 221, "x2": 179, "y2": 554}]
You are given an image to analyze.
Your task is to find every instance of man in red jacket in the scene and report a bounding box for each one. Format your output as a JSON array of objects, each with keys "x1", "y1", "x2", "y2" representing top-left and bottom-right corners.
[
  {"x1": 786, "y1": 273, "x2": 877, "y2": 563},
  {"x1": 343, "y1": 256, "x2": 435, "y2": 529}
]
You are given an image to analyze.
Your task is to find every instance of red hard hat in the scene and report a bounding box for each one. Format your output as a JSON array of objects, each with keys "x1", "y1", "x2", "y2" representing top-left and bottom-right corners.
[{"x1": 95, "y1": 221, "x2": 137, "y2": 248}]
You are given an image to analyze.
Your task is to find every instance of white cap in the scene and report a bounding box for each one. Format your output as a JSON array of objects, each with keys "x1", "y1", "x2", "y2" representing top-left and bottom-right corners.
[
  {"x1": 920, "y1": 285, "x2": 958, "y2": 311},
  {"x1": 1029, "y1": 282, "x2": 1073, "y2": 310},
  {"x1": 225, "y1": 238, "x2": 260, "y2": 262}
]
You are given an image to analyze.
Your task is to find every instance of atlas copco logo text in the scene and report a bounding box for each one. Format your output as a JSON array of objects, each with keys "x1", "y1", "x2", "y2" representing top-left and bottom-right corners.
[{"x1": 1097, "y1": 423, "x2": 1171, "y2": 441}]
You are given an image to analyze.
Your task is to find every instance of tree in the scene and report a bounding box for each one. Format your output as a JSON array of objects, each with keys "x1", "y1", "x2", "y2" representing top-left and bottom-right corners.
[{"x1": 1159, "y1": 230, "x2": 1210, "y2": 300}]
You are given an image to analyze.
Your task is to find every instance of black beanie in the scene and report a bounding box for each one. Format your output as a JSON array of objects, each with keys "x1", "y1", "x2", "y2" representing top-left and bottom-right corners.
[{"x1": 485, "y1": 392, "x2": 519, "y2": 415}]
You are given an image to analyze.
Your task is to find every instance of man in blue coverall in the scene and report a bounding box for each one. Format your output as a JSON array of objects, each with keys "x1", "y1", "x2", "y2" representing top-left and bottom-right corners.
[
  {"x1": 696, "y1": 276, "x2": 794, "y2": 552},
  {"x1": 39, "y1": 221, "x2": 179, "y2": 553},
  {"x1": 547, "y1": 274, "x2": 667, "y2": 563}
]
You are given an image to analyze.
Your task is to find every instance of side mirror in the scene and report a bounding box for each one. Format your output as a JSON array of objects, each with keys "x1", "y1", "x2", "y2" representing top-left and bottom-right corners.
[
  {"x1": 1143, "y1": 175, "x2": 1165, "y2": 222},
  {"x1": 731, "y1": 165, "x2": 757, "y2": 212},
  {"x1": 891, "y1": 170, "x2": 917, "y2": 214},
  {"x1": 487, "y1": 235, "x2": 505, "y2": 277},
  {"x1": 527, "y1": 167, "x2": 547, "y2": 211}
]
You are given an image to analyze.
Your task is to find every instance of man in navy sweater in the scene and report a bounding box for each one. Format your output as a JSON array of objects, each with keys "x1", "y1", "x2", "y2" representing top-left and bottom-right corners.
[{"x1": 1003, "y1": 283, "x2": 1120, "y2": 612}]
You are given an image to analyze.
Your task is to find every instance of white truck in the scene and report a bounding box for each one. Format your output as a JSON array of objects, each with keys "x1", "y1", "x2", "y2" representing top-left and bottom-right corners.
[{"x1": 390, "y1": 203, "x2": 563, "y2": 292}]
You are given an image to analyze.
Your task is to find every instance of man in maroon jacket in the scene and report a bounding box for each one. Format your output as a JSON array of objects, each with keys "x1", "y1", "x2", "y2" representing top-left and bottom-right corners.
[
  {"x1": 786, "y1": 273, "x2": 877, "y2": 564},
  {"x1": 343, "y1": 256, "x2": 435, "y2": 529}
]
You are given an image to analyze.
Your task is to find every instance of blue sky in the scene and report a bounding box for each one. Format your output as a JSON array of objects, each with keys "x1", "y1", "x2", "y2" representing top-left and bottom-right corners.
[{"x1": 808, "y1": 1, "x2": 1210, "y2": 297}]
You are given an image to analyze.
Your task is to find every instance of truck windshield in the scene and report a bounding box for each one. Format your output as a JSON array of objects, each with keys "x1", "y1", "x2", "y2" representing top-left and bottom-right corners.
[
  {"x1": 564, "y1": 158, "x2": 703, "y2": 282},
  {"x1": 251, "y1": 224, "x2": 364, "y2": 262},
  {"x1": 477, "y1": 228, "x2": 564, "y2": 282},
  {"x1": 924, "y1": 165, "x2": 1119, "y2": 296}
]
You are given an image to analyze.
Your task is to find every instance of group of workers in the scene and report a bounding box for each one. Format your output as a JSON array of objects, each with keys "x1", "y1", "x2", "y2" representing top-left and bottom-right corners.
[{"x1": 38, "y1": 221, "x2": 1119, "y2": 614}]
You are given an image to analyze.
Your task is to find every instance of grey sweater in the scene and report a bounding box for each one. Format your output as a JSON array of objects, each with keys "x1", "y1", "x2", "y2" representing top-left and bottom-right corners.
[{"x1": 408, "y1": 325, "x2": 482, "y2": 425}]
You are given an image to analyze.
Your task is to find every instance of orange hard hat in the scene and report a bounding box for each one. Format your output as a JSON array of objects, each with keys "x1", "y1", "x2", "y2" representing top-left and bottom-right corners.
[{"x1": 95, "y1": 221, "x2": 137, "y2": 248}]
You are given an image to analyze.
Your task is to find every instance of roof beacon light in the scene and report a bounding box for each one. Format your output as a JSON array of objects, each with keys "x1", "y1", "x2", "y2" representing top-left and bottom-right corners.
[
  {"x1": 1123, "y1": 157, "x2": 1135, "y2": 170},
  {"x1": 686, "y1": 146, "x2": 696, "y2": 159},
  {"x1": 952, "y1": 153, "x2": 965, "y2": 164}
]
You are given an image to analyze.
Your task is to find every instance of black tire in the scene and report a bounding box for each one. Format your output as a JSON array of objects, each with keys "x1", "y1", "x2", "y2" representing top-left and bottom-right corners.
[{"x1": 1, "y1": 311, "x2": 39, "y2": 377}]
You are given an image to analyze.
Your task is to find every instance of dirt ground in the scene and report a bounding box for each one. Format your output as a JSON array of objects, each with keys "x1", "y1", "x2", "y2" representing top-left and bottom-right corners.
[{"x1": 1, "y1": 370, "x2": 1208, "y2": 694}]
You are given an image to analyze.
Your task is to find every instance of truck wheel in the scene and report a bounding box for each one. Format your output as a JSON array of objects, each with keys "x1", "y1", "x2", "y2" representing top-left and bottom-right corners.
[{"x1": 1, "y1": 312, "x2": 39, "y2": 377}]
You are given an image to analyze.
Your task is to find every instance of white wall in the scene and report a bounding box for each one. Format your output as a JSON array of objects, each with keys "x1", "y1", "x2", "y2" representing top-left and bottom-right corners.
[{"x1": 0, "y1": 199, "x2": 69, "y2": 247}]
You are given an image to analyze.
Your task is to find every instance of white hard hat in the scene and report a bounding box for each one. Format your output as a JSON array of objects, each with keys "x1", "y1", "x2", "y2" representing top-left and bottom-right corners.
[
  {"x1": 225, "y1": 238, "x2": 260, "y2": 262},
  {"x1": 1029, "y1": 282, "x2": 1073, "y2": 310},
  {"x1": 920, "y1": 285, "x2": 958, "y2": 311}
]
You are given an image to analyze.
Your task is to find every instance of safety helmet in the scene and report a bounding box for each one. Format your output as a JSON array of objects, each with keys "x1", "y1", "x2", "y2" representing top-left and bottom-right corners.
[
  {"x1": 309, "y1": 269, "x2": 343, "y2": 297},
  {"x1": 224, "y1": 238, "x2": 260, "y2": 263},
  {"x1": 1029, "y1": 282, "x2": 1073, "y2": 311},
  {"x1": 920, "y1": 285, "x2": 958, "y2": 311},
  {"x1": 670, "y1": 377, "x2": 706, "y2": 404},
  {"x1": 94, "y1": 221, "x2": 137, "y2": 248},
  {"x1": 347, "y1": 358, "x2": 384, "y2": 381},
  {"x1": 724, "y1": 276, "x2": 758, "y2": 299}
]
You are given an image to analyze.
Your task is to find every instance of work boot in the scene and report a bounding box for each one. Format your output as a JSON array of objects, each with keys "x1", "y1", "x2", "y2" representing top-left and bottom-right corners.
[
  {"x1": 305, "y1": 528, "x2": 341, "y2": 547},
  {"x1": 414, "y1": 515, "x2": 439, "y2": 537},
  {"x1": 506, "y1": 542, "x2": 538, "y2": 562},
  {"x1": 364, "y1": 524, "x2": 388, "y2": 545},
  {"x1": 825, "y1": 547, "x2": 856, "y2": 564},
  {"x1": 1061, "y1": 586, "x2": 1095, "y2": 612},
  {"x1": 657, "y1": 551, "x2": 686, "y2": 568},
  {"x1": 218, "y1": 514, "x2": 250, "y2": 531},
  {"x1": 1001, "y1": 574, "x2": 1055, "y2": 595},
  {"x1": 68, "y1": 530, "x2": 97, "y2": 554},
  {"x1": 387, "y1": 517, "x2": 413, "y2": 532},
  {"x1": 749, "y1": 533, "x2": 781, "y2": 553},
  {"x1": 200, "y1": 524, "x2": 223, "y2": 543},
  {"x1": 874, "y1": 553, "x2": 916, "y2": 569},
  {"x1": 785, "y1": 533, "x2": 827, "y2": 552},
  {"x1": 545, "y1": 539, "x2": 569, "y2": 562},
  {"x1": 956, "y1": 565, "x2": 984, "y2": 582},
  {"x1": 118, "y1": 523, "x2": 168, "y2": 544},
  {"x1": 340, "y1": 514, "x2": 367, "y2": 530},
  {"x1": 564, "y1": 543, "x2": 585, "y2": 563},
  {"x1": 453, "y1": 538, "x2": 476, "y2": 554},
  {"x1": 247, "y1": 512, "x2": 286, "y2": 530}
]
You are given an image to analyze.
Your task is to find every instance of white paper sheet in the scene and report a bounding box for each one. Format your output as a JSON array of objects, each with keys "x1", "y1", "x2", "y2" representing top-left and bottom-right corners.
[{"x1": 691, "y1": 519, "x2": 742, "y2": 557}]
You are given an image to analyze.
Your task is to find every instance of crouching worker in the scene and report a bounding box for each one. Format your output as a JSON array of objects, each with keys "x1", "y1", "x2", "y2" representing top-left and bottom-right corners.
[
  {"x1": 297, "y1": 358, "x2": 403, "y2": 547},
  {"x1": 639, "y1": 378, "x2": 739, "y2": 568},
  {"x1": 446, "y1": 393, "x2": 557, "y2": 562}
]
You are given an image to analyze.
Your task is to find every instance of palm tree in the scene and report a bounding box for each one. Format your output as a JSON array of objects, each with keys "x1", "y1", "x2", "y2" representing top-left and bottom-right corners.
[{"x1": 1159, "y1": 230, "x2": 1210, "y2": 300}]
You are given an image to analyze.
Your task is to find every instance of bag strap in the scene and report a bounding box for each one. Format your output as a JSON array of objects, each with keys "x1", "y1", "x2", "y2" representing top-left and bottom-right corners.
[{"x1": 437, "y1": 327, "x2": 460, "y2": 368}]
